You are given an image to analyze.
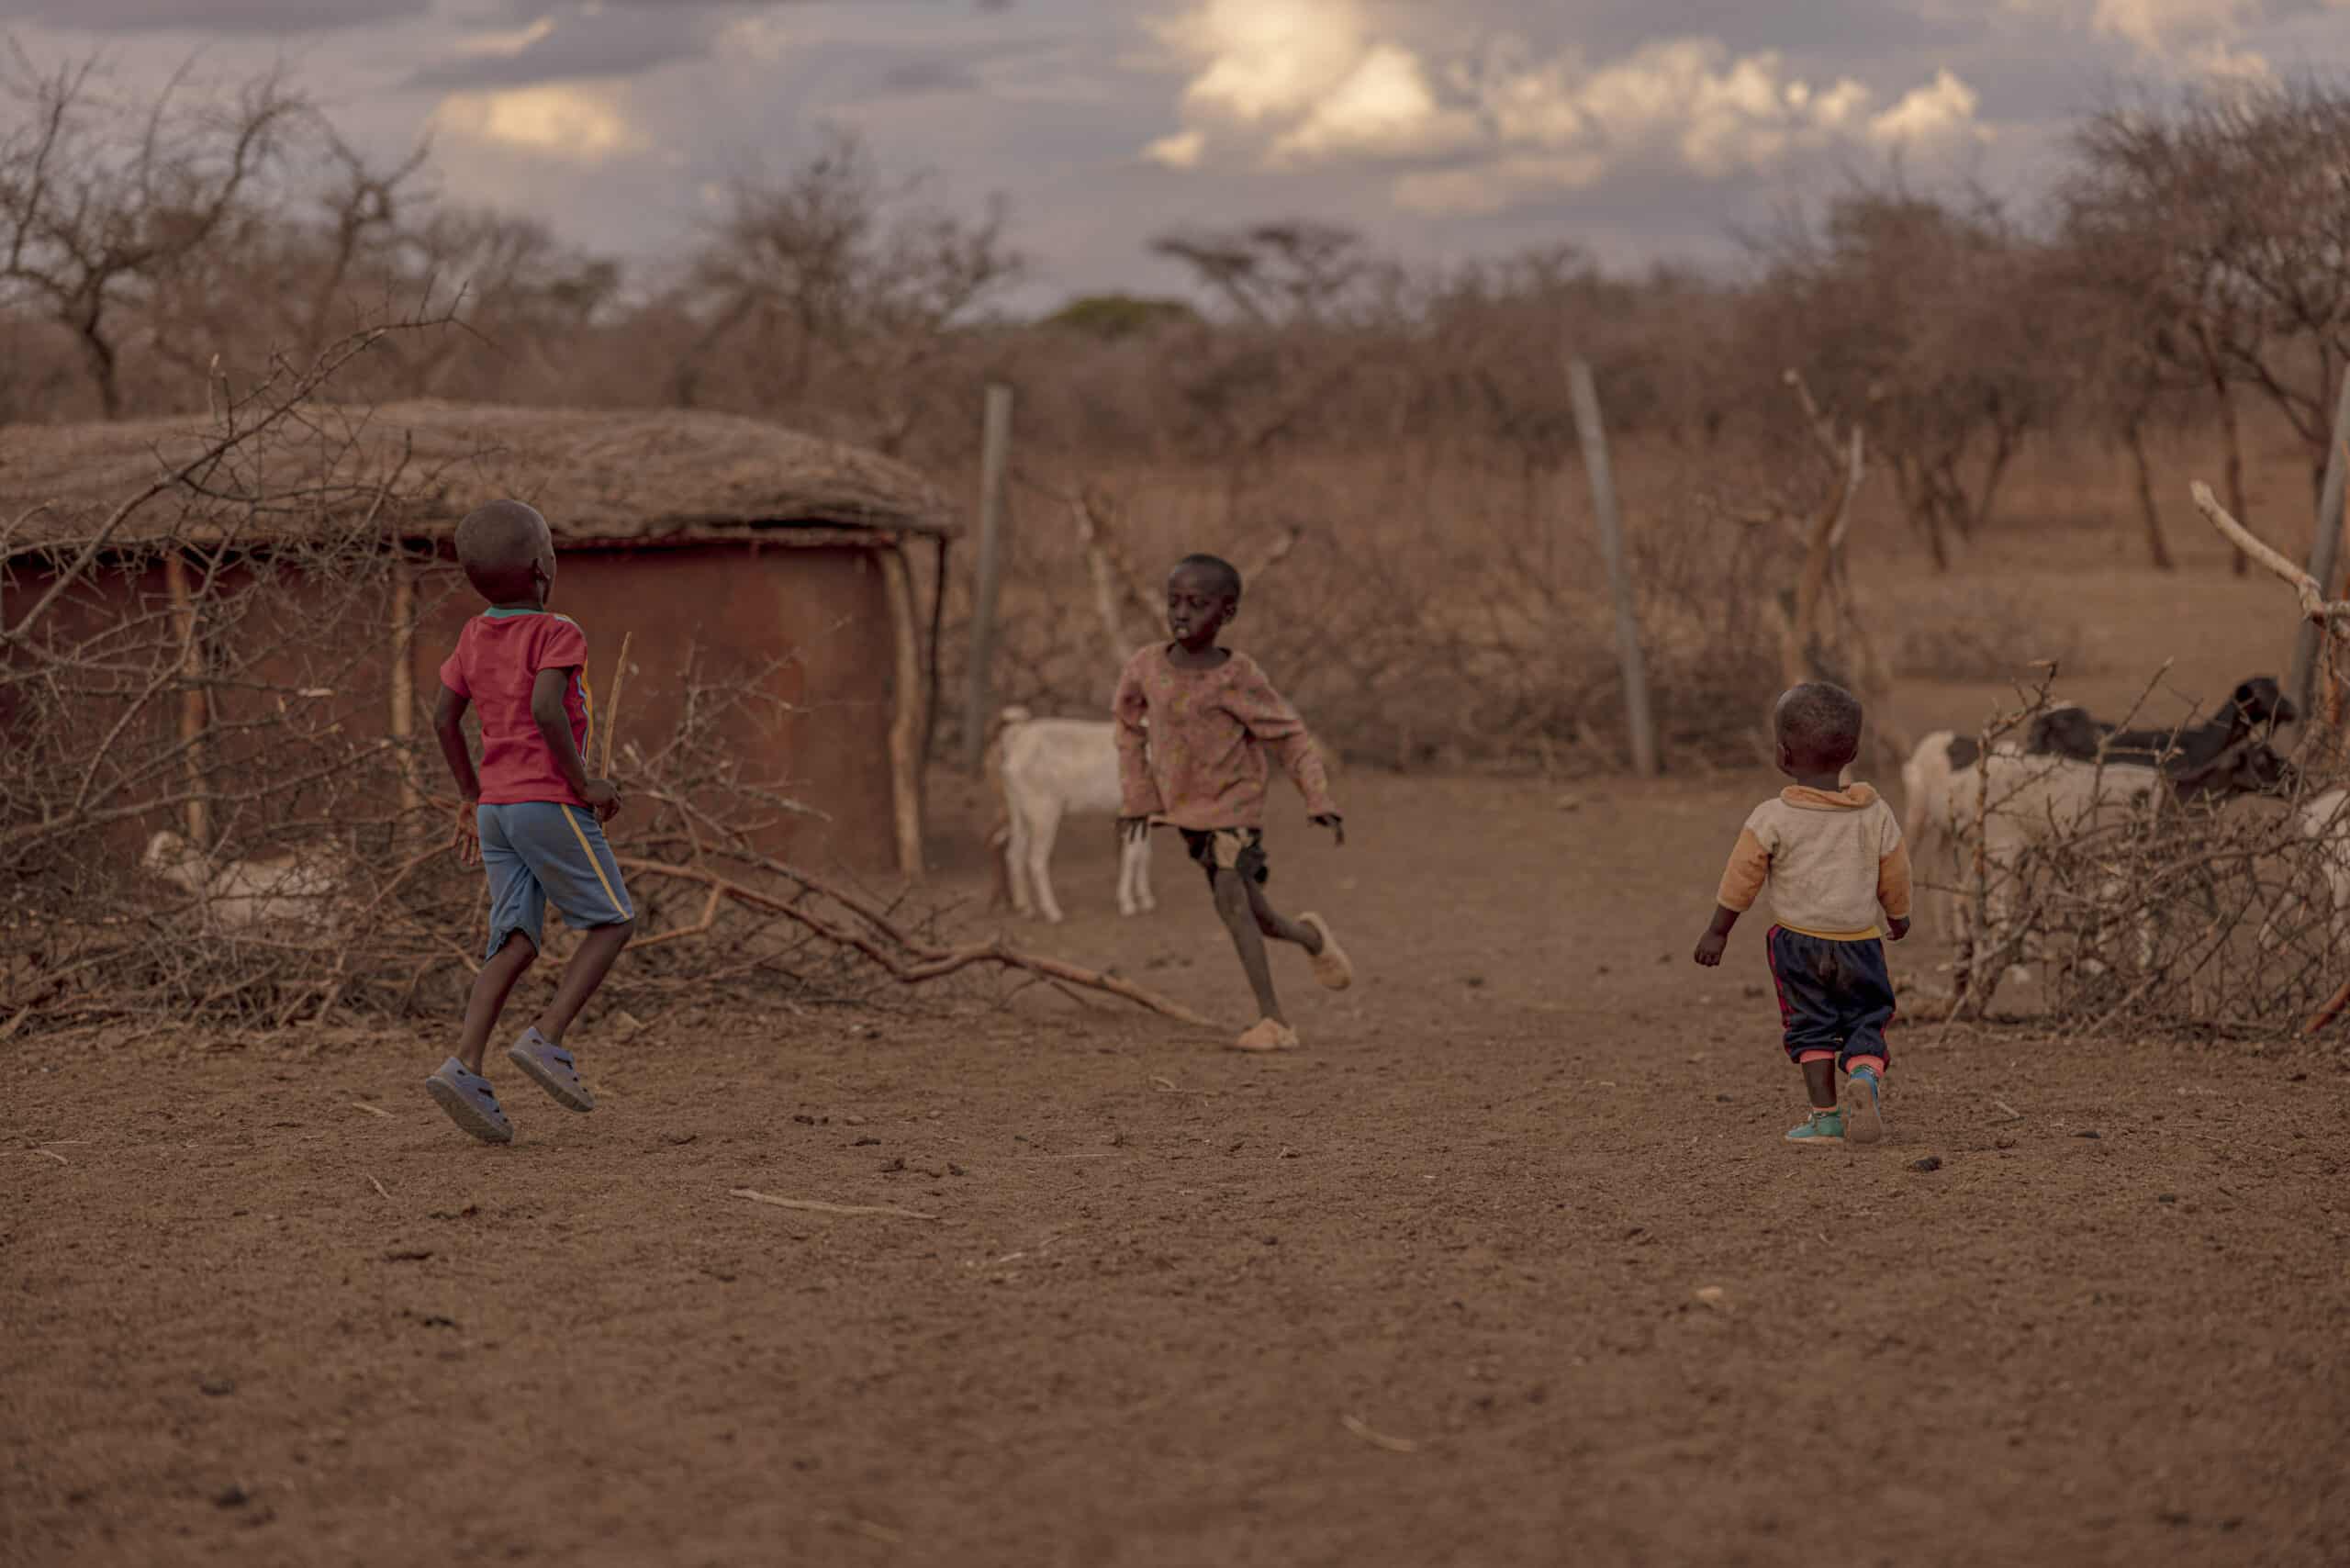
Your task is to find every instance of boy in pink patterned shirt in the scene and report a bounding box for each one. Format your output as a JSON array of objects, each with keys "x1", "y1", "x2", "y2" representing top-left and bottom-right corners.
[{"x1": 1114, "y1": 554, "x2": 1355, "y2": 1051}]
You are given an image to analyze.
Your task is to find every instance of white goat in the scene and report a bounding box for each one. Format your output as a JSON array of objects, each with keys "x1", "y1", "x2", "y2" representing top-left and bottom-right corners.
[
  {"x1": 1956, "y1": 753, "x2": 2171, "y2": 980},
  {"x1": 2266, "y1": 786, "x2": 2350, "y2": 947},
  {"x1": 1898, "y1": 705, "x2": 2106, "y2": 939},
  {"x1": 986, "y1": 707, "x2": 1153, "y2": 925},
  {"x1": 140, "y1": 829, "x2": 352, "y2": 931}
]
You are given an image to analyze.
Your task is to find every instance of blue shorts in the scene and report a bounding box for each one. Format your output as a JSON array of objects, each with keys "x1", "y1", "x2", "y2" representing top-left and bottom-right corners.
[{"x1": 478, "y1": 801, "x2": 633, "y2": 959}]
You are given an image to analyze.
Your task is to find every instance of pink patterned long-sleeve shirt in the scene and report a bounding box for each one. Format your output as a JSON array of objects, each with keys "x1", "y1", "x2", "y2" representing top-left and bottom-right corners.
[{"x1": 1113, "y1": 643, "x2": 1337, "y2": 831}]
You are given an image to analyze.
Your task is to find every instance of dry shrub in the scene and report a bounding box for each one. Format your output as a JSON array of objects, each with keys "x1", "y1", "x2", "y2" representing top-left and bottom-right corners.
[
  {"x1": 930, "y1": 442, "x2": 1786, "y2": 772},
  {"x1": 1882, "y1": 581, "x2": 2087, "y2": 682},
  {"x1": 0, "y1": 329, "x2": 946, "y2": 1036},
  {"x1": 1915, "y1": 682, "x2": 2340, "y2": 1039}
]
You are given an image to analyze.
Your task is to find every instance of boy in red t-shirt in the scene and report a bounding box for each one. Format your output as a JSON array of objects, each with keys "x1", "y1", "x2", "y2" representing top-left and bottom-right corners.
[{"x1": 424, "y1": 499, "x2": 633, "y2": 1144}]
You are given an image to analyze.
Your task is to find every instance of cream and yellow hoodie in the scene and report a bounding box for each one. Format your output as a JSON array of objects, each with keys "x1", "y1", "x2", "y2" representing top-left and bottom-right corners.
[{"x1": 1715, "y1": 783, "x2": 1912, "y2": 941}]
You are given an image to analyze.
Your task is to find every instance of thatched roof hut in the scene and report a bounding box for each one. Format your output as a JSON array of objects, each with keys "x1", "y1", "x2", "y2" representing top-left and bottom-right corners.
[
  {"x1": 0, "y1": 402, "x2": 957, "y2": 878},
  {"x1": 0, "y1": 399, "x2": 957, "y2": 551}
]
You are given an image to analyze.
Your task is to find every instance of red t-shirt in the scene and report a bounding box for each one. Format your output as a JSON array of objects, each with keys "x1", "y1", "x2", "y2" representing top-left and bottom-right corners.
[{"x1": 438, "y1": 609, "x2": 594, "y2": 807}]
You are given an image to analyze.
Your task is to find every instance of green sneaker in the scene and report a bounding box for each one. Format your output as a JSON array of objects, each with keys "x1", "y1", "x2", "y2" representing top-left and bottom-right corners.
[{"x1": 1785, "y1": 1108, "x2": 1844, "y2": 1147}]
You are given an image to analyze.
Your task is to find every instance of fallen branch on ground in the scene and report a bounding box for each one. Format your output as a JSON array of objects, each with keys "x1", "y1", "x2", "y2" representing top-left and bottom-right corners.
[
  {"x1": 732, "y1": 1188, "x2": 938, "y2": 1221},
  {"x1": 617, "y1": 855, "x2": 1216, "y2": 1029}
]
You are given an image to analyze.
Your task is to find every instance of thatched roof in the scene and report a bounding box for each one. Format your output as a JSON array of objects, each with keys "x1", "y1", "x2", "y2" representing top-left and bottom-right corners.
[{"x1": 0, "y1": 400, "x2": 958, "y2": 552}]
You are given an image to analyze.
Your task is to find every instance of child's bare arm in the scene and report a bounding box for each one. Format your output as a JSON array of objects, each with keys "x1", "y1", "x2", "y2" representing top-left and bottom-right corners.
[
  {"x1": 1694, "y1": 905, "x2": 1740, "y2": 966},
  {"x1": 433, "y1": 685, "x2": 478, "y2": 801},
  {"x1": 531, "y1": 667, "x2": 620, "y2": 821},
  {"x1": 433, "y1": 686, "x2": 482, "y2": 867}
]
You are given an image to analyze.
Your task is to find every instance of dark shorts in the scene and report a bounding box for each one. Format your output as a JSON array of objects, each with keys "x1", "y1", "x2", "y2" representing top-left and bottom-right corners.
[
  {"x1": 1181, "y1": 826, "x2": 1269, "y2": 888},
  {"x1": 1763, "y1": 925, "x2": 1895, "y2": 1070}
]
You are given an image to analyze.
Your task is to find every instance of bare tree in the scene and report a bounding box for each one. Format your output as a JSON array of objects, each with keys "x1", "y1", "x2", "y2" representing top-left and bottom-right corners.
[
  {"x1": 1756, "y1": 186, "x2": 2066, "y2": 572},
  {"x1": 2074, "y1": 84, "x2": 2350, "y2": 552},
  {"x1": 0, "y1": 47, "x2": 306, "y2": 419},
  {"x1": 670, "y1": 129, "x2": 1019, "y2": 453}
]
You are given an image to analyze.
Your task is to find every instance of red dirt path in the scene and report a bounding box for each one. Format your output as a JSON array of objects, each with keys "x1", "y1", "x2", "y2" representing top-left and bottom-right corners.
[{"x1": 6, "y1": 769, "x2": 2347, "y2": 1567}]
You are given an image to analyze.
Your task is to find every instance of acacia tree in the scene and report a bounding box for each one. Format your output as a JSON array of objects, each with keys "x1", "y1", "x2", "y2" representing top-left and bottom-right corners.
[
  {"x1": 669, "y1": 129, "x2": 1020, "y2": 454},
  {"x1": 0, "y1": 48, "x2": 305, "y2": 419},
  {"x1": 1757, "y1": 187, "x2": 2067, "y2": 572},
  {"x1": 2073, "y1": 84, "x2": 2350, "y2": 550}
]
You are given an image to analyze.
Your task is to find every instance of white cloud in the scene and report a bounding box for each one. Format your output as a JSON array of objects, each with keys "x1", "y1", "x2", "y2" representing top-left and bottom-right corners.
[
  {"x1": 2092, "y1": 0, "x2": 2259, "y2": 50},
  {"x1": 1144, "y1": 6, "x2": 1987, "y2": 204},
  {"x1": 2005, "y1": 0, "x2": 2348, "y2": 58},
  {"x1": 1144, "y1": 127, "x2": 1207, "y2": 168},
  {"x1": 1869, "y1": 69, "x2": 1988, "y2": 148},
  {"x1": 1165, "y1": 0, "x2": 1365, "y2": 123},
  {"x1": 1271, "y1": 43, "x2": 1482, "y2": 162},
  {"x1": 433, "y1": 83, "x2": 648, "y2": 160}
]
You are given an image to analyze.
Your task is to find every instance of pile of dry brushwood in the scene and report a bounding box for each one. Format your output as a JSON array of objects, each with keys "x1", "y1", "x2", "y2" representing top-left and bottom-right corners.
[
  {"x1": 1905, "y1": 478, "x2": 2350, "y2": 1044},
  {"x1": 1, "y1": 327, "x2": 1210, "y2": 1039},
  {"x1": 1915, "y1": 679, "x2": 2334, "y2": 1036}
]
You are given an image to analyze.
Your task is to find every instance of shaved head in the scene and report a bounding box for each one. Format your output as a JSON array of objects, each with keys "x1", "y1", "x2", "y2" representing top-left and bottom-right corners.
[
  {"x1": 1171, "y1": 553, "x2": 1241, "y2": 601},
  {"x1": 455, "y1": 499, "x2": 552, "y2": 603},
  {"x1": 1775, "y1": 681, "x2": 1864, "y2": 772}
]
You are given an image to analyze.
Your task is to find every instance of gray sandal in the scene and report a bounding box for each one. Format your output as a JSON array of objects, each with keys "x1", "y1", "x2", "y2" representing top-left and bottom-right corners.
[
  {"x1": 507, "y1": 1027, "x2": 596, "y2": 1113},
  {"x1": 425, "y1": 1058, "x2": 514, "y2": 1144}
]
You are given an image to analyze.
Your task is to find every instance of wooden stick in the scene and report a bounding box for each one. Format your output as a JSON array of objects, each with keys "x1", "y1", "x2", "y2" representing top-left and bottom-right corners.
[
  {"x1": 2304, "y1": 975, "x2": 2350, "y2": 1036},
  {"x1": 366, "y1": 1172, "x2": 392, "y2": 1201},
  {"x1": 1071, "y1": 494, "x2": 1132, "y2": 669},
  {"x1": 164, "y1": 551, "x2": 209, "y2": 847},
  {"x1": 614, "y1": 855, "x2": 1217, "y2": 1028},
  {"x1": 350, "y1": 1102, "x2": 393, "y2": 1120},
  {"x1": 732, "y1": 1188, "x2": 938, "y2": 1221},
  {"x1": 598, "y1": 631, "x2": 632, "y2": 777},
  {"x1": 1568, "y1": 358, "x2": 1659, "y2": 778},
  {"x1": 389, "y1": 548, "x2": 420, "y2": 823},
  {"x1": 962, "y1": 383, "x2": 1015, "y2": 771},
  {"x1": 2189, "y1": 481, "x2": 2350, "y2": 623},
  {"x1": 2288, "y1": 380, "x2": 2350, "y2": 711},
  {"x1": 1339, "y1": 1415, "x2": 1420, "y2": 1454},
  {"x1": 1237, "y1": 522, "x2": 1304, "y2": 585},
  {"x1": 880, "y1": 545, "x2": 926, "y2": 881}
]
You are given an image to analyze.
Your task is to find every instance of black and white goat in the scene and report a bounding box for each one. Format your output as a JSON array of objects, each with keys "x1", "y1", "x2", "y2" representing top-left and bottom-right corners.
[{"x1": 1901, "y1": 677, "x2": 2296, "y2": 946}]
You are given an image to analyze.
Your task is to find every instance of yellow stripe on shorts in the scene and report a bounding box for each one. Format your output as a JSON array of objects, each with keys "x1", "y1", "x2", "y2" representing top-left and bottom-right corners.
[{"x1": 562, "y1": 805, "x2": 630, "y2": 920}]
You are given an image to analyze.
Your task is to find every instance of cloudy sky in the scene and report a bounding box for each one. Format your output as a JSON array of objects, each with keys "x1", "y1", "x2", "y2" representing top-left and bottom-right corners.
[{"x1": 2, "y1": 0, "x2": 2344, "y2": 308}]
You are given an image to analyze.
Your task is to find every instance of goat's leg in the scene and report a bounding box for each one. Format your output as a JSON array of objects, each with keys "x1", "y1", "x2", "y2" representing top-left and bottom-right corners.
[
  {"x1": 1123, "y1": 827, "x2": 1151, "y2": 912},
  {"x1": 1004, "y1": 808, "x2": 1034, "y2": 916},
  {"x1": 1026, "y1": 801, "x2": 1068, "y2": 924}
]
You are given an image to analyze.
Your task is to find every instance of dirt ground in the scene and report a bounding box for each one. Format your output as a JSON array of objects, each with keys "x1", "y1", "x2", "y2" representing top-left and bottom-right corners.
[{"x1": 7, "y1": 548, "x2": 2350, "y2": 1567}]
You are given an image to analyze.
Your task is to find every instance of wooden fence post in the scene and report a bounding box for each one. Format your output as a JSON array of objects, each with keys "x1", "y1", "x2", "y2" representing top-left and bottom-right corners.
[
  {"x1": 1568, "y1": 358, "x2": 1660, "y2": 778},
  {"x1": 388, "y1": 547, "x2": 420, "y2": 832},
  {"x1": 2288, "y1": 369, "x2": 2350, "y2": 721},
  {"x1": 163, "y1": 551, "x2": 209, "y2": 846},
  {"x1": 962, "y1": 382, "x2": 1014, "y2": 771}
]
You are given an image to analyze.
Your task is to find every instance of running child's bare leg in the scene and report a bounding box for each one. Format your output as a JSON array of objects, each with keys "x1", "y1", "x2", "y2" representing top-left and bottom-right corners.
[
  {"x1": 1213, "y1": 868, "x2": 1284, "y2": 1024},
  {"x1": 532, "y1": 919, "x2": 634, "y2": 1046},
  {"x1": 1243, "y1": 879, "x2": 1321, "y2": 952},
  {"x1": 455, "y1": 932, "x2": 537, "y2": 1074},
  {"x1": 1247, "y1": 879, "x2": 1353, "y2": 991}
]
